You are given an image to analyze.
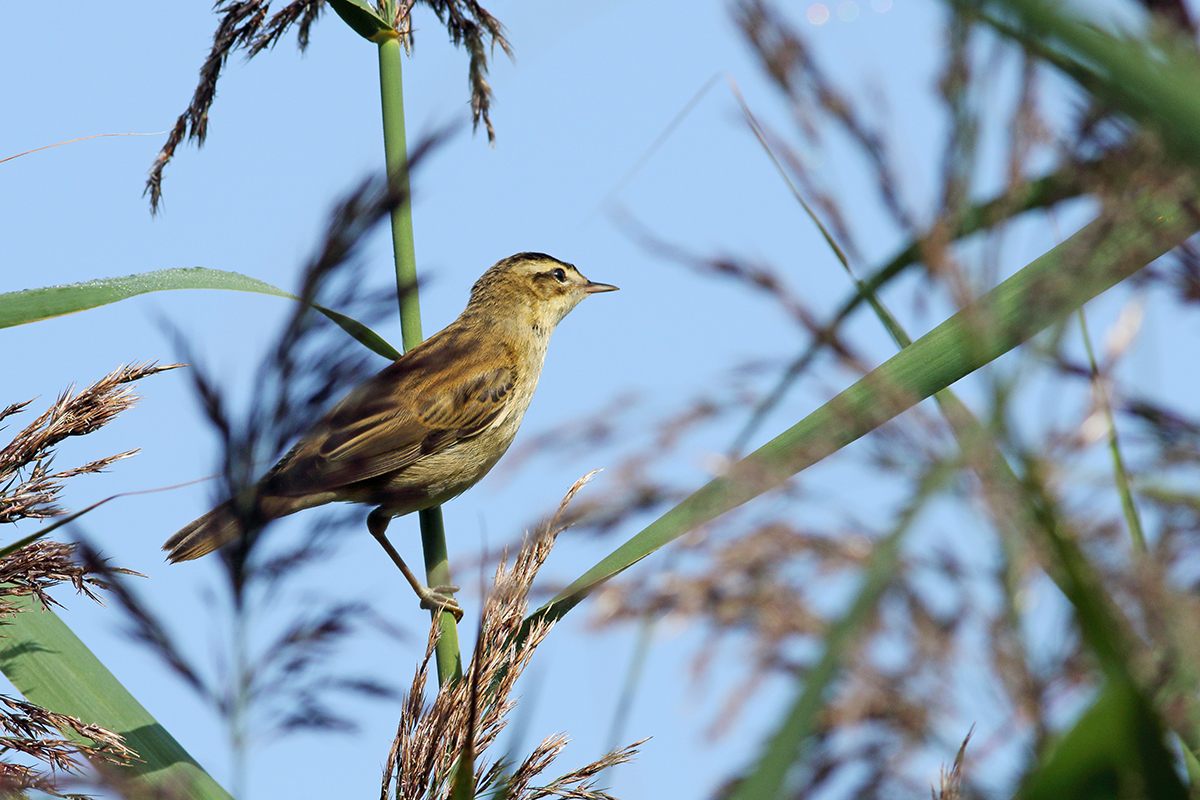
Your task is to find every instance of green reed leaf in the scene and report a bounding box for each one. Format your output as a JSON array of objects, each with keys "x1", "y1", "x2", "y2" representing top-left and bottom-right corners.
[
  {"x1": 0, "y1": 595, "x2": 233, "y2": 799},
  {"x1": 328, "y1": 0, "x2": 396, "y2": 43},
  {"x1": 0, "y1": 267, "x2": 401, "y2": 361}
]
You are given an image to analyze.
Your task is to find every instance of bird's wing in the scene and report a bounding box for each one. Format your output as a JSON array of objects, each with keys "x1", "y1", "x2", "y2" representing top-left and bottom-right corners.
[{"x1": 264, "y1": 327, "x2": 518, "y2": 496}]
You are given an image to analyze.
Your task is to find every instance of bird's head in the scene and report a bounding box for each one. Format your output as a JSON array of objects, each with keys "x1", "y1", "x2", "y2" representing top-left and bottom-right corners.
[{"x1": 467, "y1": 252, "x2": 618, "y2": 331}]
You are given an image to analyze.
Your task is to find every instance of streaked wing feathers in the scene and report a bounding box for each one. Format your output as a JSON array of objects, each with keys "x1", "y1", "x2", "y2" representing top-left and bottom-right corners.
[{"x1": 264, "y1": 329, "x2": 517, "y2": 497}]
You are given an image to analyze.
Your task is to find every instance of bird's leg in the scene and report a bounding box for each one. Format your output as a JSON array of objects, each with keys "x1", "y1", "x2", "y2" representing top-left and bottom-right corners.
[{"x1": 367, "y1": 508, "x2": 463, "y2": 621}]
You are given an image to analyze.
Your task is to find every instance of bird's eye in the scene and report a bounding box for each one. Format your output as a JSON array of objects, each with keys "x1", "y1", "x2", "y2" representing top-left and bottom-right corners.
[{"x1": 552, "y1": 268, "x2": 567, "y2": 283}]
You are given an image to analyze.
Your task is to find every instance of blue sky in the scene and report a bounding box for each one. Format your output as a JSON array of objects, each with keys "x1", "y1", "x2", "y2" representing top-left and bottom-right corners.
[{"x1": 5, "y1": 0, "x2": 1185, "y2": 797}]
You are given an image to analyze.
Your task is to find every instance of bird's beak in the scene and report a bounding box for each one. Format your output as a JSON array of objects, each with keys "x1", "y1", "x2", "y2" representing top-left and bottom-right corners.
[{"x1": 583, "y1": 281, "x2": 619, "y2": 294}]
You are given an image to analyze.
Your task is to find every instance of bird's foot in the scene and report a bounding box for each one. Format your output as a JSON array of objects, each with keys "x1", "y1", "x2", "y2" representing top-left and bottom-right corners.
[{"x1": 417, "y1": 584, "x2": 464, "y2": 621}]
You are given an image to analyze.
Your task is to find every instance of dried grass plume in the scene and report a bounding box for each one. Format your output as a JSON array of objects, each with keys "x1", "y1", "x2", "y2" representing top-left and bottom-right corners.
[
  {"x1": 0, "y1": 361, "x2": 180, "y2": 797},
  {"x1": 381, "y1": 471, "x2": 646, "y2": 800}
]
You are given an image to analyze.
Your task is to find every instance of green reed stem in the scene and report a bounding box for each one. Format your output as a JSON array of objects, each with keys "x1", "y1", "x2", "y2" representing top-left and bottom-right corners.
[
  {"x1": 378, "y1": 34, "x2": 462, "y2": 686},
  {"x1": 378, "y1": 37, "x2": 421, "y2": 347}
]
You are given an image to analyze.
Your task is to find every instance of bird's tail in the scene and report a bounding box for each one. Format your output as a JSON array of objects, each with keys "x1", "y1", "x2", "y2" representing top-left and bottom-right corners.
[
  {"x1": 163, "y1": 500, "x2": 245, "y2": 562},
  {"x1": 164, "y1": 493, "x2": 328, "y2": 562}
]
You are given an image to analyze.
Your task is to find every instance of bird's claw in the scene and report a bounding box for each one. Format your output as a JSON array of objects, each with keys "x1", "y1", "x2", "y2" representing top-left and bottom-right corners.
[{"x1": 418, "y1": 584, "x2": 464, "y2": 622}]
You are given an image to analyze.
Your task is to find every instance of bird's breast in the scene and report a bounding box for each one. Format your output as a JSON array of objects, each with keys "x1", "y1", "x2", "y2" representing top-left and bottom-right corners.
[{"x1": 370, "y1": 370, "x2": 541, "y2": 514}]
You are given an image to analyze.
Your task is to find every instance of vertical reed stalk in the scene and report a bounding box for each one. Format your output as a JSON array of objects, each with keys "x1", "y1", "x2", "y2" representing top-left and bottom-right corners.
[{"x1": 377, "y1": 34, "x2": 463, "y2": 686}]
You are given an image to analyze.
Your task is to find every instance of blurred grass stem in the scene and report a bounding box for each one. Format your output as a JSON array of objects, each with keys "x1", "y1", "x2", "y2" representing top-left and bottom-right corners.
[
  {"x1": 378, "y1": 34, "x2": 462, "y2": 686},
  {"x1": 1078, "y1": 308, "x2": 1146, "y2": 552}
]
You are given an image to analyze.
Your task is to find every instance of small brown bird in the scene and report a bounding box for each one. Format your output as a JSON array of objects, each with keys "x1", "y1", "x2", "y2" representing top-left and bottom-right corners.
[{"x1": 164, "y1": 252, "x2": 617, "y2": 619}]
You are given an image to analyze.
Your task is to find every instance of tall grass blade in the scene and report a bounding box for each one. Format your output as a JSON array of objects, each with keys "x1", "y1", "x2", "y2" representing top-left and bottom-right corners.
[{"x1": 1078, "y1": 309, "x2": 1146, "y2": 551}]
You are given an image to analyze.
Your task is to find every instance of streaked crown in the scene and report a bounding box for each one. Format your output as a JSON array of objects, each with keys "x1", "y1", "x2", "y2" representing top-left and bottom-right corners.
[{"x1": 466, "y1": 252, "x2": 617, "y2": 328}]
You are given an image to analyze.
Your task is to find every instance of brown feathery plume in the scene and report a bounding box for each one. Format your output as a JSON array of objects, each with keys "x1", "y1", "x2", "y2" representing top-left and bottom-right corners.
[
  {"x1": 391, "y1": 1, "x2": 513, "y2": 143},
  {"x1": 146, "y1": 0, "x2": 509, "y2": 212},
  {"x1": 145, "y1": 0, "x2": 271, "y2": 212},
  {"x1": 933, "y1": 728, "x2": 971, "y2": 800},
  {"x1": 0, "y1": 694, "x2": 136, "y2": 799},
  {"x1": 0, "y1": 363, "x2": 176, "y2": 797},
  {"x1": 380, "y1": 472, "x2": 645, "y2": 800},
  {"x1": 0, "y1": 362, "x2": 182, "y2": 525},
  {"x1": 0, "y1": 540, "x2": 134, "y2": 612},
  {"x1": 250, "y1": 0, "x2": 326, "y2": 56}
]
